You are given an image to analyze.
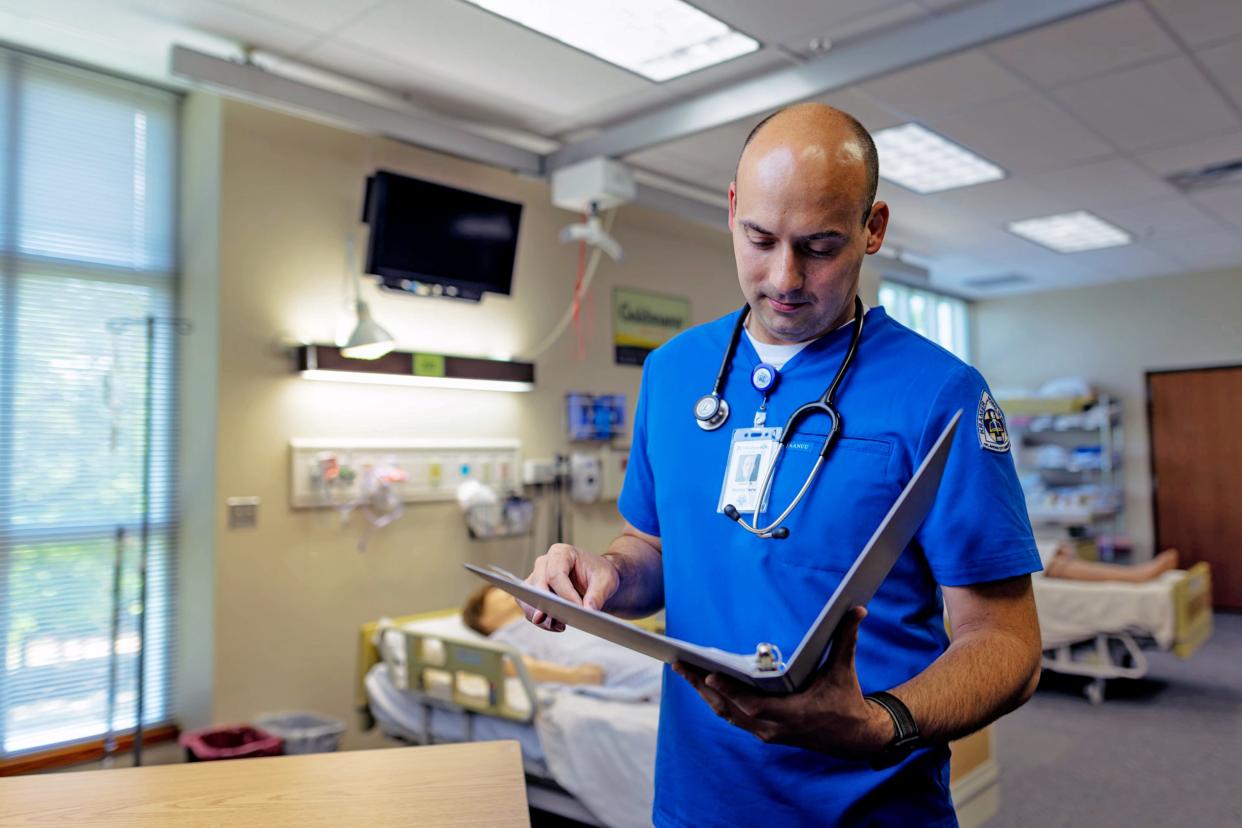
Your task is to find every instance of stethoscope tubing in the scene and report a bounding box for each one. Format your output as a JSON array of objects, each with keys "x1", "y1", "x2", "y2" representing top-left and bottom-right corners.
[{"x1": 719, "y1": 296, "x2": 865, "y2": 538}]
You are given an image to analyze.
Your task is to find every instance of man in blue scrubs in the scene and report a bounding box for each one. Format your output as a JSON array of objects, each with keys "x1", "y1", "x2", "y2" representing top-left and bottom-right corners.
[{"x1": 522, "y1": 103, "x2": 1042, "y2": 826}]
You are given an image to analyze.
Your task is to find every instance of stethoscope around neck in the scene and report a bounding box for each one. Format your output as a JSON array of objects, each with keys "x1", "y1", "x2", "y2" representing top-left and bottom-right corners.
[{"x1": 693, "y1": 296, "x2": 865, "y2": 539}]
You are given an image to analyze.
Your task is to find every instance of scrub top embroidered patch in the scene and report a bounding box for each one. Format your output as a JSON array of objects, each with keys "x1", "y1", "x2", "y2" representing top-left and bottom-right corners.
[{"x1": 977, "y1": 390, "x2": 1010, "y2": 453}]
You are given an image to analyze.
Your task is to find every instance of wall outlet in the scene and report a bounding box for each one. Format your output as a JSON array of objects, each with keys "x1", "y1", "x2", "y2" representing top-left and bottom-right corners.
[{"x1": 226, "y1": 496, "x2": 260, "y2": 530}]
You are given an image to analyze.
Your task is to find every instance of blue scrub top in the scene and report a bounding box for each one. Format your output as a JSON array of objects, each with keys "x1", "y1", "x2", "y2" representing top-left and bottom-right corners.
[{"x1": 619, "y1": 306, "x2": 1041, "y2": 828}]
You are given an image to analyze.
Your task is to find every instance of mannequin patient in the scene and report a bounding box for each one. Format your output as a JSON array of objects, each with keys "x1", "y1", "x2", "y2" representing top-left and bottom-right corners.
[{"x1": 462, "y1": 583, "x2": 662, "y2": 694}]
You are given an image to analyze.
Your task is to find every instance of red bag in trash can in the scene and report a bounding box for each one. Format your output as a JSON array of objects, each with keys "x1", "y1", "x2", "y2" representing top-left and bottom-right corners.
[{"x1": 180, "y1": 725, "x2": 284, "y2": 761}]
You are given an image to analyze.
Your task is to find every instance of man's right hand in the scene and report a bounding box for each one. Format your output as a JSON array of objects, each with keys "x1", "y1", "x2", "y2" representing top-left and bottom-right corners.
[{"x1": 522, "y1": 544, "x2": 620, "y2": 632}]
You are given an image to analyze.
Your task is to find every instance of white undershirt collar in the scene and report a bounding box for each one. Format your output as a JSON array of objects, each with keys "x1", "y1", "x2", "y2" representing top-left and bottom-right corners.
[{"x1": 744, "y1": 302, "x2": 870, "y2": 371}]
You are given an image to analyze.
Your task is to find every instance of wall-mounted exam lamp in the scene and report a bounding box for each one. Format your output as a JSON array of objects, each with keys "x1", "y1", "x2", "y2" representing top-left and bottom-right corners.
[
  {"x1": 339, "y1": 235, "x2": 395, "y2": 360},
  {"x1": 341, "y1": 300, "x2": 395, "y2": 359},
  {"x1": 296, "y1": 344, "x2": 535, "y2": 392}
]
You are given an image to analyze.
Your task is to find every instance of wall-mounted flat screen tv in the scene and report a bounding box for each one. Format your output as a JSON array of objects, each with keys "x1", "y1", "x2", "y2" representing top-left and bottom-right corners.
[{"x1": 362, "y1": 170, "x2": 523, "y2": 302}]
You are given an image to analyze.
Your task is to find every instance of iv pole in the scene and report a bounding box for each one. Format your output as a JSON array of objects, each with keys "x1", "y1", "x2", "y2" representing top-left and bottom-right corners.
[{"x1": 105, "y1": 315, "x2": 191, "y2": 766}]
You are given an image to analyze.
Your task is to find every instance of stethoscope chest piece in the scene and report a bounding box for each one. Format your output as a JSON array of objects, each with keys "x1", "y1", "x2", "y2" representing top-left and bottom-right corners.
[{"x1": 694, "y1": 394, "x2": 730, "y2": 431}]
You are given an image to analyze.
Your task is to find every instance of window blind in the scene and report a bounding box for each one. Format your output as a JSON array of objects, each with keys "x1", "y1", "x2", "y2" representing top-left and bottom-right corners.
[
  {"x1": 0, "y1": 47, "x2": 179, "y2": 757},
  {"x1": 878, "y1": 280, "x2": 971, "y2": 362}
]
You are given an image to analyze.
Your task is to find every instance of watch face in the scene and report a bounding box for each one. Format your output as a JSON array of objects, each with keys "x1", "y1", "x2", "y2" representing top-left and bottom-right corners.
[{"x1": 695, "y1": 396, "x2": 719, "y2": 419}]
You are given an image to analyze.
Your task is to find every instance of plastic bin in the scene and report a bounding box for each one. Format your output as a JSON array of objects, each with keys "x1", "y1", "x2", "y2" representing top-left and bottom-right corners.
[
  {"x1": 180, "y1": 725, "x2": 283, "y2": 762},
  {"x1": 254, "y1": 711, "x2": 346, "y2": 755}
]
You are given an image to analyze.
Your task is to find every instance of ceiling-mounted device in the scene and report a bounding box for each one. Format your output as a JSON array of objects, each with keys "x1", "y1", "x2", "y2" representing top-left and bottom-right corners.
[
  {"x1": 553, "y1": 157, "x2": 634, "y2": 260},
  {"x1": 362, "y1": 170, "x2": 523, "y2": 303}
]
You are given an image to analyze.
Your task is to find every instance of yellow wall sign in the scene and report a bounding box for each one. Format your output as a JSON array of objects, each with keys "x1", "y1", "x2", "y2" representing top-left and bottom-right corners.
[
  {"x1": 412, "y1": 353, "x2": 446, "y2": 377},
  {"x1": 613, "y1": 287, "x2": 690, "y2": 366}
]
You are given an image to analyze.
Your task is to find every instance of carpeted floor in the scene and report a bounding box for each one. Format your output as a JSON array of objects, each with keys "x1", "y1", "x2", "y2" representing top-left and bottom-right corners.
[{"x1": 992, "y1": 612, "x2": 1242, "y2": 827}]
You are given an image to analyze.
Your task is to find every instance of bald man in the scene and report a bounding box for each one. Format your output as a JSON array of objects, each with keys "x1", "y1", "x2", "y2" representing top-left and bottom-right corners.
[{"x1": 521, "y1": 104, "x2": 1042, "y2": 827}]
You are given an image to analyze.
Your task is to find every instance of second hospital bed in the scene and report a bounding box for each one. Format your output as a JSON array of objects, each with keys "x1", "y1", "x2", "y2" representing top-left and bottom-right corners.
[
  {"x1": 1033, "y1": 562, "x2": 1213, "y2": 704},
  {"x1": 355, "y1": 609, "x2": 1004, "y2": 828}
]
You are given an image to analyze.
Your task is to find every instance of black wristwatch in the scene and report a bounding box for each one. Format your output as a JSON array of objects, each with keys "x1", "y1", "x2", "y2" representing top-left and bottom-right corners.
[{"x1": 865, "y1": 691, "x2": 921, "y2": 770}]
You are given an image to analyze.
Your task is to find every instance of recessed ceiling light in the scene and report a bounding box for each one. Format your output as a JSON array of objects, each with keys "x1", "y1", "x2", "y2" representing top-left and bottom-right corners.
[
  {"x1": 873, "y1": 123, "x2": 1006, "y2": 193},
  {"x1": 1007, "y1": 210, "x2": 1132, "y2": 253},
  {"x1": 461, "y1": 0, "x2": 759, "y2": 82}
]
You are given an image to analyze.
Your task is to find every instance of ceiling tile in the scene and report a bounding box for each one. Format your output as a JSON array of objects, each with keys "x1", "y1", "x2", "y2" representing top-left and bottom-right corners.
[
  {"x1": 213, "y1": 0, "x2": 382, "y2": 37},
  {"x1": 694, "y1": 0, "x2": 905, "y2": 44},
  {"x1": 1149, "y1": 229, "x2": 1242, "y2": 272},
  {"x1": 1146, "y1": 0, "x2": 1242, "y2": 49},
  {"x1": 132, "y1": 0, "x2": 322, "y2": 53},
  {"x1": 319, "y1": 0, "x2": 645, "y2": 123},
  {"x1": 1053, "y1": 56, "x2": 1241, "y2": 153},
  {"x1": 1134, "y1": 130, "x2": 1242, "y2": 177},
  {"x1": 782, "y1": 2, "x2": 927, "y2": 56},
  {"x1": 298, "y1": 39, "x2": 558, "y2": 133},
  {"x1": 858, "y1": 49, "x2": 1028, "y2": 121},
  {"x1": 1096, "y1": 197, "x2": 1226, "y2": 240},
  {"x1": 926, "y1": 93, "x2": 1112, "y2": 174},
  {"x1": 624, "y1": 119, "x2": 756, "y2": 190},
  {"x1": 816, "y1": 89, "x2": 906, "y2": 133},
  {"x1": 1064, "y1": 242, "x2": 1181, "y2": 280},
  {"x1": 1198, "y1": 38, "x2": 1242, "y2": 111},
  {"x1": 927, "y1": 177, "x2": 1072, "y2": 225},
  {"x1": 986, "y1": 2, "x2": 1178, "y2": 88},
  {"x1": 544, "y1": 49, "x2": 793, "y2": 138},
  {"x1": 1029, "y1": 157, "x2": 1177, "y2": 211},
  {"x1": 1189, "y1": 184, "x2": 1242, "y2": 231}
]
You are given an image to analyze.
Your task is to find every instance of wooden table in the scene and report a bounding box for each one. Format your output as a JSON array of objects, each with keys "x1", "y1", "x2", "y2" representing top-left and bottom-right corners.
[{"x1": 0, "y1": 742, "x2": 529, "y2": 827}]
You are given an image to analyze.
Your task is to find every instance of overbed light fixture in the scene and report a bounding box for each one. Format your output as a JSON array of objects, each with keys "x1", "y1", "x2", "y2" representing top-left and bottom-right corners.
[
  {"x1": 1007, "y1": 211, "x2": 1132, "y2": 253},
  {"x1": 873, "y1": 123, "x2": 1006, "y2": 194},
  {"x1": 461, "y1": 0, "x2": 759, "y2": 82},
  {"x1": 338, "y1": 235, "x2": 395, "y2": 359},
  {"x1": 296, "y1": 344, "x2": 535, "y2": 392}
]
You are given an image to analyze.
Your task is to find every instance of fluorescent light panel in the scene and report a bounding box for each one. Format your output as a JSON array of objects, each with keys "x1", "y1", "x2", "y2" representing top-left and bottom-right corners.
[
  {"x1": 1007, "y1": 210, "x2": 1131, "y2": 253},
  {"x1": 301, "y1": 370, "x2": 533, "y2": 392},
  {"x1": 462, "y1": 0, "x2": 759, "y2": 81},
  {"x1": 873, "y1": 123, "x2": 1006, "y2": 194}
]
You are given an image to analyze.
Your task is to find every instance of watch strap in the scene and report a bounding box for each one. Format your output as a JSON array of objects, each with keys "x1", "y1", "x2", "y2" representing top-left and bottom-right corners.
[{"x1": 865, "y1": 691, "x2": 920, "y2": 769}]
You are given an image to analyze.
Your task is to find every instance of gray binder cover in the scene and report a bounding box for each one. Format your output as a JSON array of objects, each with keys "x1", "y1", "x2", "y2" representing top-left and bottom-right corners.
[{"x1": 466, "y1": 411, "x2": 960, "y2": 694}]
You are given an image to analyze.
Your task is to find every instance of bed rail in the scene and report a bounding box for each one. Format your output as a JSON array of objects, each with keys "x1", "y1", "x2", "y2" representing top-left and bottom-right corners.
[{"x1": 358, "y1": 609, "x2": 539, "y2": 726}]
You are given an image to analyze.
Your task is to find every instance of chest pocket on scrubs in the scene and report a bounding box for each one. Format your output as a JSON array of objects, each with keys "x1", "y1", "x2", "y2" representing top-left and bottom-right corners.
[{"x1": 766, "y1": 432, "x2": 897, "y2": 573}]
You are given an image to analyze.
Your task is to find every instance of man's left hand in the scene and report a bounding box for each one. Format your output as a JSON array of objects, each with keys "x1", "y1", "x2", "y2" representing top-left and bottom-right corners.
[{"x1": 672, "y1": 607, "x2": 894, "y2": 760}]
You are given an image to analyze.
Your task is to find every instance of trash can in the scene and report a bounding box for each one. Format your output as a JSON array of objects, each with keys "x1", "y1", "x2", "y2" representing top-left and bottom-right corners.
[
  {"x1": 180, "y1": 725, "x2": 284, "y2": 762},
  {"x1": 253, "y1": 711, "x2": 346, "y2": 755}
]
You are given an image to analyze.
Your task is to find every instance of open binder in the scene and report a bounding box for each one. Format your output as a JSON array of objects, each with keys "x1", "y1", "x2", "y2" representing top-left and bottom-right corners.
[{"x1": 467, "y1": 411, "x2": 960, "y2": 695}]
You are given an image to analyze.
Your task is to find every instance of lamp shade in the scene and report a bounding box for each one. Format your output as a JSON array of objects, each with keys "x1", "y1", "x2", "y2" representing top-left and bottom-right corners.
[{"x1": 340, "y1": 300, "x2": 395, "y2": 360}]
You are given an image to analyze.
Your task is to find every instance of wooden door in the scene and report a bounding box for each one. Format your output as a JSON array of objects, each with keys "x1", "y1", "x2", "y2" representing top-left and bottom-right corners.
[{"x1": 1148, "y1": 366, "x2": 1242, "y2": 610}]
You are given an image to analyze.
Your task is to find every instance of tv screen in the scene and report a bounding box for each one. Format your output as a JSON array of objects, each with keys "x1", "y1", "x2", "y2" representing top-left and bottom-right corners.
[{"x1": 363, "y1": 170, "x2": 523, "y2": 301}]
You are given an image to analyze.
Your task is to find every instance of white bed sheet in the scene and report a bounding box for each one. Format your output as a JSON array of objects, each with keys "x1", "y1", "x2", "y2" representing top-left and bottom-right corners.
[{"x1": 1033, "y1": 570, "x2": 1182, "y2": 649}]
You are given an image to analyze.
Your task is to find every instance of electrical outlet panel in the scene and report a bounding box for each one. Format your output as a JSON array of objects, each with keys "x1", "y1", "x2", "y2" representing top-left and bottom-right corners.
[
  {"x1": 569, "y1": 452, "x2": 603, "y2": 503},
  {"x1": 289, "y1": 438, "x2": 521, "y2": 508},
  {"x1": 600, "y1": 447, "x2": 628, "y2": 501}
]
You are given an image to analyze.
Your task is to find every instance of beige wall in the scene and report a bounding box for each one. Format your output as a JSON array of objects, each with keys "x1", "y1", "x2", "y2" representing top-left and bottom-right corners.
[{"x1": 972, "y1": 266, "x2": 1242, "y2": 560}]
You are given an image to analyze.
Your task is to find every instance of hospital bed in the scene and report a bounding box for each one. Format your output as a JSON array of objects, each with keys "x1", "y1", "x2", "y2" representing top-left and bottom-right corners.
[
  {"x1": 1033, "y1": 562, "x2": 1213, "y2": 704},
  {"x1": 356, "y1": 610, "x2": 1002, "y2": 828}
]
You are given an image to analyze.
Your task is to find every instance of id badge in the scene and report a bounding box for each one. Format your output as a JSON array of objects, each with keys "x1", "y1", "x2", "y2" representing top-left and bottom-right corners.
[{"x1": 717, "y1": 426, "x2": 782, "y2": 515}]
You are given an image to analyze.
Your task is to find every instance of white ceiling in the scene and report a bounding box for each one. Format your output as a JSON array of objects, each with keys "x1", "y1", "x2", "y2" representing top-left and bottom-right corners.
[{"x1": 3, "y1": 0, "x2": 1242, "y2": 297}]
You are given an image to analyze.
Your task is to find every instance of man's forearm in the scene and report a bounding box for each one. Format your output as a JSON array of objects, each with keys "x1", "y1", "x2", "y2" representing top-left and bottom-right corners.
[
  {"x1": 600, "y1": 534, "x2": 664, "y2": 618},
  {"x1": 887, "y1": 629, "x2": 1040, "y2": 745}
]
